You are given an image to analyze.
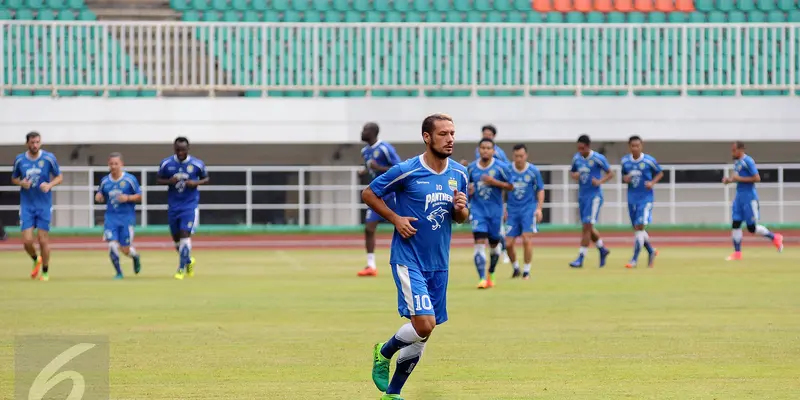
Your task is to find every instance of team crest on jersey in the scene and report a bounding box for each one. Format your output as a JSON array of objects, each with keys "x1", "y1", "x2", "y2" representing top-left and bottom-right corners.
[
  {"x1": 639, "y1": 162, "x2": 645, "y2": 169},
  {"x1": 524, "y1": 174, "x2": 531, "y2": 182},
  {"x1": 373, "y1": 150, "x2": 380, "y2": 158},
  {"x1": 120, "y1": 181, "x2": 127, "y2": 188},
  {"x1": 448, "y1": 177, "x2": 458, "y2": 191},
  {"x1": 489, "y1": 169, "x2": 496, "y2": 177},
  {"x1": 588, "y1": 160, "x2": 594, "y2": 166},
  {"x1": 38, "y1": 160, "x2": 44, "y2": 168},
  {"x1": 187, "y1": 165, "x2": 194, "y2": 173}
]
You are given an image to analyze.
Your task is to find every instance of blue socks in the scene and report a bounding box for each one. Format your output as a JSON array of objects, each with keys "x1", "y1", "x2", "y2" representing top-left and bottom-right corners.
[
  {"x1": 386, "y1": 341, "x2": 426, "y2": 395},
  {"x1": 108, "y1": 242, "x2": 122, "y2": 276},
  {"x1": 179, "y1": 238, "x2": 192, "y2": 269},
  {"x1": 473, "y1": 244, "x2": 487, "y2": 279}
]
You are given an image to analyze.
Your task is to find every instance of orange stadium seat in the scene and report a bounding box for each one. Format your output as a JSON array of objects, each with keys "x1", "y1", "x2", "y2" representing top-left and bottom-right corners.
[
  {"x1": 575, "y1": 0, "x2": 594, "y2": 12},
  {"x1": 676, "y1": 0, "x2": 696, "y2": 11},
  {"x1": 594, "y1": 0, "x2": 615, "y2": 11},
  {"x1": 532, "y1": 0, "x2": 554, "y2": 11},
  {"x1": 554, "y1": 0, "x2": 574, "y2": 11},
  {"x1": 634, "y1": 0, "x2": 655, "y2": 11},
  {"x1": 655, "y1": 0, "x2": 676, "y2": 10},
  {"x1": 614, "y1": 0, "x2": 635, "y2": 11}
]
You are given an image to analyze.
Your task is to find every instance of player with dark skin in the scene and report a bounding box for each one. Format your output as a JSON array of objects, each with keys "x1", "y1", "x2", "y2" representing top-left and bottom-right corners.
[
  {"x1": 362, "y1": 115, "x2": 469, "y2": 339},
  {"x1": 570, "y1": 140, "x2": 614, "y2": 251},
  {"x1": 622, "y1": 137, "x2": 663, "y2": 233},
  {"x1": 156, "y1": 139, "x2": 210, "y2": 246},
  {"x1": 359, "y1": 123, "x2": 391, "y2": 264}
]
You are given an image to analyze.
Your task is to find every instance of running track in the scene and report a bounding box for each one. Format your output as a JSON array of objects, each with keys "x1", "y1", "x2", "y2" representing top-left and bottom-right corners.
[{"x1": 0, "y1": 231, "x2": 795, "y2": 251}]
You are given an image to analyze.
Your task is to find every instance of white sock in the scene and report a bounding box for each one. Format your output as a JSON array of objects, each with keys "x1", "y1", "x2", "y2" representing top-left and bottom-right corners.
[
  {"x1": 491, "y1": 244, "x2": 502, "y2": 256},
  {"x1": 108, "y1": 241, "x2": 120, "y2": 256},
  {"x1": 755, "y1": 225, "x2": 771, "y2": 237},
  {"x1": 635, "y1": 231, "x2": 647, "y2": 247},
  {"x1": 474, "y1": 244, "x2": 487, "y2": 260},
  {"x1": 523, "y1": 263, "x2": 531, "y2": 273},
  {"x1": 732, "y1": 228, "x2": 743, "y2": 243},
  {"x1": 366, "y1": 253, "x2": 376, "y2": 269},
  {"x1": 579, "y1": 246, "x2": 588, "y2": 256},
  {"x1": 512, "y1": 261, "x2": 519, "y2": 270},
  {"x1": 642, "y1": 231, "x2": 651, "y2": 241},
  {"x1": 595, "y1": 239, "x2": 605, "y2": 248},
  {"x1": 397, "y1": 341, "x2": 426, "y2": 363},
  {"x1": 179, "y1": 237, "x2": 192, "y2": 251},
  {"x1": 127, "y1": 247, "x2": 138, "y2": 258},
  {"x1": 395, "y1": 322, "x2": 425, "y2": 343}
]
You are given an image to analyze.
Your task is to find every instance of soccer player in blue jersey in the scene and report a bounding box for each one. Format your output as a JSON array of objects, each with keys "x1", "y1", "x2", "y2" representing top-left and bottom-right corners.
[
  {"x1": 357, "y1": 122, "x2": 402, "y2": 277},
  {"x1": 722, "y1": 141, "x2": 784, "y2": 260},
  {"x1": 467, "y1": 138, "x2": 513, "y2": 289},
  {"x1": 569, "y1": 134, "x2": 613, "y2": 268},
  {"x1": 505, "y1": 144, "x2": 545, "y2": 280},
  {"x1": 157, "y1": 137, "x2": 209, "y2": 280},
  {"x1": 620, "y1": 136, "x2": 663, "y2": 269},
  {"x1": 95, "y1": 153, "x2": 142, "y2": 279},
  {"x1": 11, "y1": 132, "x2": 62, "y2": 281},
  {"x1": 363, "y1": 113, "x2": 469, "y2": 400}
]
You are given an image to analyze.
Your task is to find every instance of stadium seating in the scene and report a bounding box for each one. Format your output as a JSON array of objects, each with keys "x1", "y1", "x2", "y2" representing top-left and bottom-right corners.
[
  {"x1": 1, "y1": 0, "x2": 154, "y2": 96},
  {"x1": 2, "y1": 0, "x2": 799, "y2": 96}
]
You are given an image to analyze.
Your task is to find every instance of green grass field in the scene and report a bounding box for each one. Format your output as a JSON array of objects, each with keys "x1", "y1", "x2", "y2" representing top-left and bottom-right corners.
[{"x1": 1, "y1": 246, "x2": 798, "y2": 400}]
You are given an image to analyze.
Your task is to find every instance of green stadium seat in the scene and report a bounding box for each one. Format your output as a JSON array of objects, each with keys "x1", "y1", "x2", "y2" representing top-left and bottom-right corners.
[
  {"x1": 695, "y1": 0, "x2": 714, "y2": 11},
  {"x1": 688, "y1": 11, "x2": 707, "y2": 22},
  {"x1": 432, "y1": 0, "x2": 448, "y2": 11},
  {"x1": 202, "y1": 10, "x2": 220, "y2": 21},
  {"x1": 586, "y1": 11, "x2": 604, "y2": 22},
  {"x1": 271, "y1": 0, "x2": 289, "y2": 11},
  {"x1": 292, "y1": 0, "x2": 310, "y2": 10},
  {"x1": 475, "y1": 0, "x2": 492, "y2": 11},
  {"x1": 757, "y1": 0, "x2": 776, "y2": 11},
  {"x1": 545, "y1": 12, "x2": 563, "y2": 22},
  {"x1": 789, "y1": 10, "x2": 800, "y2": 20},
  {"x1": 77, "y1": 9, "x2": 93, "y2": 19},
  {"x1": 607, "y1": 11, "x2": 626, "y2": 23},
  {"x1": 767, "y1": 9, "x2": 786, "y2": 20},
  {"x1": 183, "y1": 9, "x2": 200, "y2": 20},
  {"x1": 708, "y1": 10, "x2": 726, "y2": 21},
  {"x1": 728, "y1": 10, "x2": 747, "y2": 21},
  {"x1": 414, "y1": 0, "x2": 431, "y2": 11},
  {"x1": 36, "y1": 9, "x2": 55, "y2": 19},
  {"x1": 365, "y1": 11, "x2": 381, "y2": 21},
  {"x1": 648, "y1": 11, "x2": 666, "y2": 22},
  {"x1": 211, "y1": 0, "x2": 227, "y2": 10},
  {"x1": 566, "y1": 11, "x2": 585, "y2": 22},
  {"x1": 0, "y1": 9, "x2": 11, "y2": 18},
  {"x1": 777, "y1": 0, "x2": 795, "y2": 11},
  {"x1": 487, "y1": 11, "x2": 504, "y2": 22},
  {"x1": 495, "y1": 0, "x2": 513, "y2": 11},
  {"x1": 222, "y1": 10, "x2": 238, "y2": 20},
  {"x1": 16, "y1": 8, "x2": 35, "y2": 19},
  {"x1": 507, "y1": 11, "x2": 524, "y2": 22},
  {"x1": 717, "y1": 0, "x2": 735, "y2": 11},
  {"x1": 391, "y1": 0, "x2": 410, "y2": 11},
  {"x1": 46, "y1": 0, "x2": 66, "y2": 9},
  {"x1": 749, "y1": 9, "x2": 767, "y2": 20},
  {"x1": 67, "y1": 0, "x2": 82, "y2": 7},
  {"x1": 628, "y1": 11, "x2": 646, "y2": 22},
  {"x1": 668, "y1": 11, "x2": 688, "y2": 22},
  {"x1": 737, "y1": 0, "x2": 756, "y2": 10},
  {"x1": 26, "y1": 0, "x2": 45, "y2": 9},
  {"x1": 345, "y1": 10, "x2": 362, "y2": 21}
]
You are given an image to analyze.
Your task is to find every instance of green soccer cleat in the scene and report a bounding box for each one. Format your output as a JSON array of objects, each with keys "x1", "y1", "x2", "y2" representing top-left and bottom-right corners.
[
  {"x1": 371, "y1": 342, "x2": 391, "y2": 392},
  {"x1": 186, "y1": 257, "x2": 196, "y2": 278},
  {"x1": 133, "y1": 255, "x2": 141, "y2": 275},
  {"x1": 380, "y1": 395, "x2": 404, "y2": 400}
]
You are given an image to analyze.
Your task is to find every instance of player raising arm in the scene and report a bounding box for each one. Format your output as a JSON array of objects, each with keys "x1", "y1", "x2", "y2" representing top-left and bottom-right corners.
[
  {"x1": 362, "y1": 113, "x2": 469, "y2": 400},
  {"x1": 621, "y1": 136, "x2": 662, "y2": 268},
  {"x1": 357, "y1": 122, "x2": 402, "y2": 277},
  {"x1": 157, "y1": 137, "x2": 209, "y2": 279},
  {"x1": 505, "y1": 144, "x2": 545, "y2": 280},
  {"x1": 95, "y1": 153, "x2": 142, "y2": 279},
  {"x1": 11, "y1": 131, "x2": 62, "y2": 281},
  {"x1": 569, "y1": 134, "x2": 613, "y2": 268},
  {"x1": 722, "y1": 141, "x2": 783, "y2": 260},
  {"x1": 467, "y1": 138, "x2": 513, "y2": 289}
]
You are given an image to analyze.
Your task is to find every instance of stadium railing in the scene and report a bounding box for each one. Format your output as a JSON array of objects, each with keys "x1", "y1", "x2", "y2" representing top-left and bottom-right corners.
[
  {"x1": 1, "y1": 21, "x2": 799, "y2": 96},
  {"x1": 1, "y1": 163, "x2": 800, "y2": 234}
]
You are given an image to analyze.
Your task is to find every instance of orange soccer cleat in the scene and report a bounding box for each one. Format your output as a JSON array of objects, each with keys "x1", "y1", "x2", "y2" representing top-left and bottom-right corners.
[
  {"x1": 357, "y1": 267, "x2": 378, "y2": 277},
  {"x1": 773, "y1": 233, "x2": 784, "y2": 253},
  {"x1": 726, "y1": 251, "x2": 742, "y2": 261}
]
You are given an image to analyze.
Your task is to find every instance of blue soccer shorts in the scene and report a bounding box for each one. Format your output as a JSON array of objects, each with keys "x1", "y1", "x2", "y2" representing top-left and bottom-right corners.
[
  {"x1": 103, "y1": 223, "x2": 134, "y2": 246},
  {"x1": 506, "y1": 208, "x2": 539, "y2": 237},
  {"x1": 578, "y1": 196, "x2": 603, "y2": 225},
  {"x1": 19, "y1": 207, "x2": 51, "y2": 231},
  {"x1": 470, "y1": 214, "x2": 504, "y2": 241},
  {"x1": 365, "y1": 193, "x2": 396, "y2": 224},
  {"x1": 168, "y1": 208, "x2": 198, "y2": 236},
  {"x1": 392, "y1": 263, "x2": 449, "y2": 325},
  {"x1": 628, "y1": 201, "x2": 654, "y2": 227},
  {"x1": 732, "y1": 195, "x2": 760, "y2": 224}
]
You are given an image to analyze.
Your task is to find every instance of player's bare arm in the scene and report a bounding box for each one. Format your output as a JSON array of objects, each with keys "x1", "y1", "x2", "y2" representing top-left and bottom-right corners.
[
  {"x1": 570, "y1": 171, "x2": 580, "y2": 181},
  {"x1": 118, "y1": 193, "x2": 142, "y2": 203},
  {"x1": 480, "y1": 174, "x2": 513, "y2": 191},
  {"x1": 362, "y1": 186, "x2": 417, "y2": 238},
  {"x1": 535, "y1": 190, "x2": 545, "y2": 222},
  {"x1": 453, "y1": 190, "x2": 469, "y2": 224},
  {"x1": 39, "y1": 174, "x2": 63, "y2": 193},
  {"x1": 95, "y1": 192, "x2": 105, "y2": 203},
  {"x1": 367, "y1": 160, "x2": 393, "y2": 173},
  {"x1": 12, "y1": 176, "x2": 32, "y2": 189},
  {"x1": 593, "y1": 169, "x2": 615, "y2": 186},
  {"x1": 730, "y1": 172, "x2": 760, "y2": 184},
  {"x1": 645, "y1": 170, "x2": 665, "y2": 189},
  {"x1": 157, "y1": 176, "x2": 179, "y2": 185},
  {"x1": 186, "y1": 175, "x2": 210, "y2": 188}
]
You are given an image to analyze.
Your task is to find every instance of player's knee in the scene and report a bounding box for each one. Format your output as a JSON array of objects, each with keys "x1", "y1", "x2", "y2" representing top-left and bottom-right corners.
[
  {"x1": 634, "y1": 225, "x2": 645, "y2": 231},
  {"x1": 364, "y1": 224, "x2": 377, "y2": 235},
  {"x1": 473, "y1": 232, "x2": 488, "y2": 242},
  {"x1": 746, "y1": 224, "x2": 756, "y2": 234},
  {"x1": 179, "y1": 231, "x2": 191, "y2": 239},
  {"x1": 732, "y1": 221, "x2": 742, "y2": 229},
  {"x1": 412, "y1": 319, "x2": 436, "y2": 338},
  {"x1": 488, "y1": 239, "x2": 500, "y2": 248},
  {"x1": 119, "y1": 246, "x2": 130, "y2": 255}
]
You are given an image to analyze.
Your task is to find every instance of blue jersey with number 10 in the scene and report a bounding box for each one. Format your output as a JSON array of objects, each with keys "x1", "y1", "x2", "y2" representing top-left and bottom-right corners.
[
  {"x1": 158, "y1": 155, "x2": 208, "y2": 213},
  {"x1": 571, "y1": 151, "x2": 611, "y2": 199},
  {"x1": 99, "y1": 172, "x2": 141, "y2": 226},
  {"x1": 369, "y1": 156, "x2": 469, "y2": 272},
  {"x1": 621, "y1": 154, "x2": 662, "y2": 204}
]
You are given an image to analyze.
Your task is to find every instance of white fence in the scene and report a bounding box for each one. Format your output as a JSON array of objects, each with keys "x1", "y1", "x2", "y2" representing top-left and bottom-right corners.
[
  {"x1": 1, "y1": 21, "x2": 799, "y2": 95},
  {"x1": 1, "y1": 164, "x2": 800, "y2": 228}
]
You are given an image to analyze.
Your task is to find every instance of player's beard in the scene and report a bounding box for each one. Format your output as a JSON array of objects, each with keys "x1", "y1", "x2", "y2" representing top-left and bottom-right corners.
[{"x1": 429, "y1": 145, "x2": 450, "y2": 160}]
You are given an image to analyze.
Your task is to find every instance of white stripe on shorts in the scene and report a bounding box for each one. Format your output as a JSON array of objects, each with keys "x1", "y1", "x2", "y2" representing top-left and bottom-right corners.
[{"x1": 395, "y1": 264, "x2": 415, "y2": 316}]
